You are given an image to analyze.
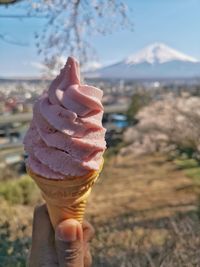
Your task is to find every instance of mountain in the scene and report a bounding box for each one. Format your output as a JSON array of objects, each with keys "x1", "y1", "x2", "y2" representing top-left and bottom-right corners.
[{"x1": 86, "y1": 43, "x2": 200, "y2": 80}]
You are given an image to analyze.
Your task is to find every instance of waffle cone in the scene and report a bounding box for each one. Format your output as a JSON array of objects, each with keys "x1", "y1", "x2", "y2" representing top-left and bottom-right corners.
[{"x1": 27, "y1": 162, "x2": 103, "y2": 228}]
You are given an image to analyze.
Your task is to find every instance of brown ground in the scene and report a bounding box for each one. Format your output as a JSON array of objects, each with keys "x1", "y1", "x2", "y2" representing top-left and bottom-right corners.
[
  {"x1": 1, "y1": 154, "x2": 200, "y2": 266},
  {"x1": 86, "y1": 154, "x2": 200, "y2": 267},
  {"x1": 88, "y1": 154, "x2": 198, "y2": 222}
]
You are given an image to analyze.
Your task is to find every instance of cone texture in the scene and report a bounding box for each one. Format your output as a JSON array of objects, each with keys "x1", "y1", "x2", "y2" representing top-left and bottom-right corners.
[{"x1": 27, "y1": 163, "x2": 103, "y2": 228}]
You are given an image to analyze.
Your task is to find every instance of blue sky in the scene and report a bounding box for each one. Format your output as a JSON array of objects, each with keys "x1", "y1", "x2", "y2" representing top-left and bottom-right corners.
[{"x1": 0, "y1": 0, "x2": 200, "y2": 77}]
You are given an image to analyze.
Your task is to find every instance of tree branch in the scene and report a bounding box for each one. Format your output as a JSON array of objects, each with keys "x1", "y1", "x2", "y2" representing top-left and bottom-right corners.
[
  {"x1": 0, "y1": 0, "x2": 133, "y2": 70},
  {"x1": 0, "y1": 0, "x2": 22, "y2": 5},
  {"x1": 0, "y1": 33, "x2": 28, "y2": 46},
  {"x1": 0, "y1": 14, "x2": 47, "y2": 18}
]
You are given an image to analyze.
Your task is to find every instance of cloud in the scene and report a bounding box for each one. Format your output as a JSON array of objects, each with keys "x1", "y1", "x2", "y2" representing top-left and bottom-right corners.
[
  {"x1": 30, "y1": 61, "x2": 48, "y2": 71},
  {"x1": 82, "y1": 61, "x2": 102, "y2": 71}
]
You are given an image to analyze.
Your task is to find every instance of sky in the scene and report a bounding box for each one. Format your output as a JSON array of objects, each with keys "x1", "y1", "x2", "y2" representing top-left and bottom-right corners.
[{"x1": 0, "y1": 0, "x2": 200, "y2": 77}]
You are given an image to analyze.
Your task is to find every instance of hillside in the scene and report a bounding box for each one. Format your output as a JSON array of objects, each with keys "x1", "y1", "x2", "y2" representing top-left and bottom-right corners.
[{"x1": 1, "y1": 153, "x2": 200, "y2": 266}]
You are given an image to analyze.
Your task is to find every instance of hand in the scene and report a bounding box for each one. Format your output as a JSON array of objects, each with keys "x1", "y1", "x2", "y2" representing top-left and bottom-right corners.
[{"x1": 28, "y1": 204, "x2": 94, "y2": 267}]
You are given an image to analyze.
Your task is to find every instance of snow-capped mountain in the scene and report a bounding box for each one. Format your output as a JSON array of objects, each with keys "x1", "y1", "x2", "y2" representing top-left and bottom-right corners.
[
  {"x1": 86, "y1": 43, "x2": 200, "y2": 80},
  {"x1": 125, "y1": 43, "x2": 198, "y2": 64}
]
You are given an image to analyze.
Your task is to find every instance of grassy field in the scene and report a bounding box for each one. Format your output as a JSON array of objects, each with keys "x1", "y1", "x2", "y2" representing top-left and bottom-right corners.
[
  {"x1": 1, "y1": 153, "x2": 200, "y2": 266},
  {"x1": 88, "y1": 154, "x2": 200, "y2": 266}
]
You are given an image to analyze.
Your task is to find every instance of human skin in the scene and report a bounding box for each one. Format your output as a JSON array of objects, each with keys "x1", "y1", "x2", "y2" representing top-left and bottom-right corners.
[{"x1": 28, "y1": 205, "x2": 94, "y2": 267}]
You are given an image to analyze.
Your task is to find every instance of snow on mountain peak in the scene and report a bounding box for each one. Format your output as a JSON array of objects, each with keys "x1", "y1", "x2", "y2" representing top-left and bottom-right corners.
[{"x1": 125, "y1": 43, "x2": 198, "y2": 64}]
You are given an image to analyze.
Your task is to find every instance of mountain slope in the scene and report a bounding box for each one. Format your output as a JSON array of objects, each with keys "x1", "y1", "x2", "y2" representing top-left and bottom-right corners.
[{"x1": 86, "y1": 43, "x2": 200, "y2": 80}]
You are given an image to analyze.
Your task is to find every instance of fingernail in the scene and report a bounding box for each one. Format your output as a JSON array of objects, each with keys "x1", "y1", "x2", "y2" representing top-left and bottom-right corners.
[{"x1": 56, "y1": 219, "x2": 79, "y2": 242}]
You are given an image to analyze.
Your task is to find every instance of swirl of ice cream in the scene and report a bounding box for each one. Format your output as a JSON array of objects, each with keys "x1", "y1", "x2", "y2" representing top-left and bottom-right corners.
[{"x1": 24, "y1": 57, "x2": 106, "y2": 179}]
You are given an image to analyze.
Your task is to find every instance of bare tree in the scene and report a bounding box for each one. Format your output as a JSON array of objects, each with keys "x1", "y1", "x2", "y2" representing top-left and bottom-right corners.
[{"x1": 0, "y1": 0, "x2": 133, "y2": 70}]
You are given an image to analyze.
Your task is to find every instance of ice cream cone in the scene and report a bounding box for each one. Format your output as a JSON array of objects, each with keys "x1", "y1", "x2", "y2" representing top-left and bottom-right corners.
[
  {"x1": 27, "y1": 160, "x2": 103, "y2": 228},
  {"x1": 24, "y1": 57, "x2": 106, "y2": 228}
]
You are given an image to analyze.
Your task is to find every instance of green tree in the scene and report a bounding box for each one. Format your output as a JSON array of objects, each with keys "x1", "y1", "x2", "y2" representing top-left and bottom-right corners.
[{"x1": 127, "y1": 93, "x2": 150, "y2": 123}]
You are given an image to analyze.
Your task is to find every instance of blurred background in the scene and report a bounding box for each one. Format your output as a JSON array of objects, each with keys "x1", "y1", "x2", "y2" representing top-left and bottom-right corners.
[{"x1": 1, "y1": 0, "x2": 200, "y2": 266}]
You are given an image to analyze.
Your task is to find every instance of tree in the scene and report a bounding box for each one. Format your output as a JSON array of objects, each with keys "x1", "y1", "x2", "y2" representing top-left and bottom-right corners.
[
  {"x1": 127, "y1": 92, "x2": 151, "y2": 123},
  {"x1": 1, "y1": 0, "x2": 133, "y2": 69}
]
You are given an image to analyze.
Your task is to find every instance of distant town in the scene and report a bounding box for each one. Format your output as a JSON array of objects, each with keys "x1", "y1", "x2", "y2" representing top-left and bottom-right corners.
[{"x1": 0, "y1": 76, "x2": 200, "y2": 173}]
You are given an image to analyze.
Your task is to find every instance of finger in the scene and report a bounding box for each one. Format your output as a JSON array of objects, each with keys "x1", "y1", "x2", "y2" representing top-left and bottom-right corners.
[
  {"x1": 82, "y1": 221, "x2": 94, "y2": 267},
  {"x1": 31, "y1": 205, "x2": 53, "y2": 246},
  {"x1": 28, "y1": 204, "x2": 58, "y2": 267},
  {"x1": 55, "y1": 219, "x2": 84, "y2": 267},
  {"x1": 84, "y1": 243, "x2": 92, "y2": 267},
  {"x1": 82, "y1": 220, "x2": 95, "y2": 243}
]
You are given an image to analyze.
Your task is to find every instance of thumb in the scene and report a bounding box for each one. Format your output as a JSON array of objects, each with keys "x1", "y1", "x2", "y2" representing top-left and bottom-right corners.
[{"x1": 55, "y1": 219, "x2": 84, "y2": 267}]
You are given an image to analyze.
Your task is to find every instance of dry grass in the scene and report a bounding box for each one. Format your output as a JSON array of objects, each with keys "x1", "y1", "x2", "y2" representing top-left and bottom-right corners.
[
  {"x1": 1, "y1": 153, "x2": 200, "y2": 266},
  {"x1": 87, "y1": 154, "x2": 197, "y2": 223},
  {"x1": 91, "y1": 214, "x2": 200, "y2": 267},
  {"x1": 87, "y1": 154, "x2": 200, "y2": 266}
]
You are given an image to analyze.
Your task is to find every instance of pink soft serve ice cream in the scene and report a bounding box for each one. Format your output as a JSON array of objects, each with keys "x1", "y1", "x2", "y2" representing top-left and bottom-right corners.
[{"x1": 24, "y1": 57, "x2": 106, "y2": 179}]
